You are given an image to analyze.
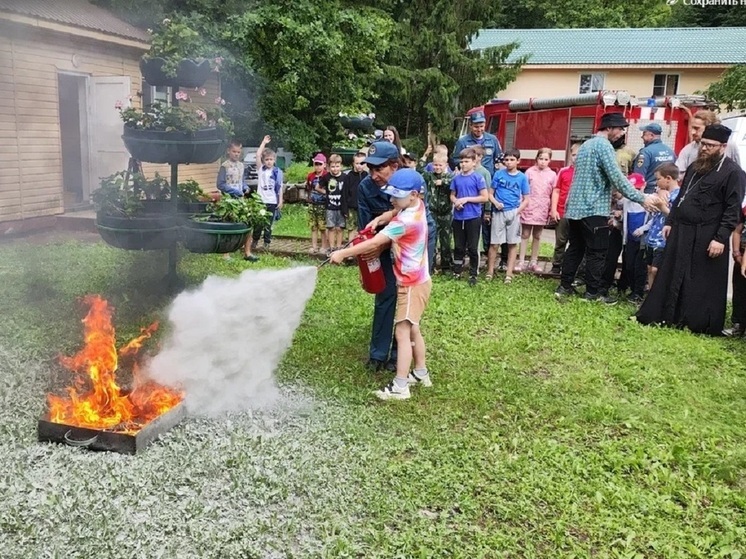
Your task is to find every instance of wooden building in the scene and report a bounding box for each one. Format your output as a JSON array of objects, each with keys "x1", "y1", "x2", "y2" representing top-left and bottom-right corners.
[{"x1": 0, "y1": 0, "x2": 221, "y2": 227}]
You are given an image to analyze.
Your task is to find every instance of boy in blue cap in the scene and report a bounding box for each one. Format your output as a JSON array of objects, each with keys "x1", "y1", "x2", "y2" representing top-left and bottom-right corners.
[
  {"x1": 331, "y1": 168, "x2": 432, "y2": 401},
  {"x1": 634, "y1": 123, "x2": 675, "y2": 193}
]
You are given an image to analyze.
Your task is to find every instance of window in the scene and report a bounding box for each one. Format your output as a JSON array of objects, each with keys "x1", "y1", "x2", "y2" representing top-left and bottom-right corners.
[
  {"x1": 504, "y1": 121, "x2": 515, "y2": 150},
  {"x1": 141, "y1": 79, "x2": 171, "y2": 105},
  {"x1": 487, "y1": 116, "x2": 500, "y2": 135},
  {"x1": 569, "y1": 117, "x2": 594, "y2": 142},
  {"x1": 653, "y1": 74, "x2": 679, "y2": 97},
  {"x1": 579, "y1": 73, "x2": 605, "y2": 94}
]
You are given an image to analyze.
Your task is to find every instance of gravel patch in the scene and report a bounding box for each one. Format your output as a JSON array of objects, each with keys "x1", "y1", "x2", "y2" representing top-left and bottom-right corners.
[{"x1": 0, "y1": 344, "x2": 369, "y2": 559}]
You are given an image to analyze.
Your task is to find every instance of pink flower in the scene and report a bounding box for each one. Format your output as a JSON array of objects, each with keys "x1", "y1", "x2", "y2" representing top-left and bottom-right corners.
[
  {"x1": 214, "y1": 96, "x2": 225, "y2": 106},
  {"x1": 199, "y1": 88, "x2": 206, "y2": 96},
  {"x1": 114, "y1": 100, "x2": 123, "y2": 110},
  {"x1": 175, "y1": 91, "x2": 189, "y2": 101},
  {"x1": 196, "y1": 109, "x2": 207, "y2": 120}
]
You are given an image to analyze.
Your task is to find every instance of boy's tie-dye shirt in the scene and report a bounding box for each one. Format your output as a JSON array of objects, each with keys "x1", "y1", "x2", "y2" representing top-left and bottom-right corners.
[{"x1": 381, "y1": 199, "x2": 430, "y2": 287}]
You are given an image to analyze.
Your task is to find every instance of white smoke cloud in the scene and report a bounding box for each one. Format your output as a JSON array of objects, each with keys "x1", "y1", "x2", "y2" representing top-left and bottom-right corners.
[{"x1": 147, "y1": 266, "x2": 317, "y2": 416}]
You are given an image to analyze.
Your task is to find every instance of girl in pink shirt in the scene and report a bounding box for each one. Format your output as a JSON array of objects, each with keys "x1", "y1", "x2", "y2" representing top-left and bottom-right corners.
[{"x1": 517, "y1": 148, "x2": 557, "y2": 273}]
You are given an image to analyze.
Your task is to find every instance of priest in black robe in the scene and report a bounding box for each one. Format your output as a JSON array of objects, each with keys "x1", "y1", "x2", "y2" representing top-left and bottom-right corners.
[{"x1": 637, "y1": 124, "x2": 746, "y2": 336}]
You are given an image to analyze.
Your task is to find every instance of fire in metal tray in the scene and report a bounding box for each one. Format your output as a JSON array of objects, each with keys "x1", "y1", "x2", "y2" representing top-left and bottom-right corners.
[{"x1": 38, "y1": 295, "x2": 184, "y2": 454}]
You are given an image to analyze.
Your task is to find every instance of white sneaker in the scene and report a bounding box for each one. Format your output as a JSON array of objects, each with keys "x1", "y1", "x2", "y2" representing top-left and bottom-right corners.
[
  {"x1": 407, "y1": 371, "x2": 433, "y2": 388},
  {"x1": 375, "y1": 381, "x2": 411, "y2": 400}
]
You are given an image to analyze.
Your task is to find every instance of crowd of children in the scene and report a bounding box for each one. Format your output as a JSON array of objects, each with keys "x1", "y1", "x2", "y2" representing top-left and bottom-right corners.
[{"x1": 219, "y1": 132, "x2": 685, "y2": 306}]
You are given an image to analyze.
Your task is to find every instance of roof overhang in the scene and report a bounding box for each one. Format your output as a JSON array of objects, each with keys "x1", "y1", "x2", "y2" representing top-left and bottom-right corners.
[
  {"x1": 0, "y1": 10, "x2": 149, "y2": 50},
  {"x1": 519, "y1": 63, "x2": 731, "y2": 70}
]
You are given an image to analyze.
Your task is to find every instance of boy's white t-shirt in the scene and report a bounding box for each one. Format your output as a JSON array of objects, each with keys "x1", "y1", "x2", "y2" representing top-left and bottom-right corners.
[{"x1": 257, "y1": 167, "x2": 278, "y2": 204}]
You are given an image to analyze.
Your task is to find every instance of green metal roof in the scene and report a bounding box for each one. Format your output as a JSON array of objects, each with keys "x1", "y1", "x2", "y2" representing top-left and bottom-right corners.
[{"x1": 470, "y1": 27, "x2": 746, "y2": 65}]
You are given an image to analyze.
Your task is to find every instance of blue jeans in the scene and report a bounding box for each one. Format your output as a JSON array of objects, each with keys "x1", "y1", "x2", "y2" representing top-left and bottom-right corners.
[
  {"x1": 370, "y1": 248, "x2": 397, "y2": 363},
  {"x1": 253, "y1": 203, "x2": 277, "y2": 245}
]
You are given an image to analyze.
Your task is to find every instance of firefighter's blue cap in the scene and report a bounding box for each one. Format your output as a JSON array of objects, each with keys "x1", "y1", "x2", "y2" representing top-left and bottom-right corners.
[
  {"x1": 640, "y1": 123, "x2": 662, "y2": 135},
  {"x1": 470, "y1": 111, "x2": 486, "y2": 124},
  {"x1": 382, "y1": 169, "x2": 424, "y2": 198},
  {"x1": 364, "y1": 141, "x2": 400, "y2": 165}
]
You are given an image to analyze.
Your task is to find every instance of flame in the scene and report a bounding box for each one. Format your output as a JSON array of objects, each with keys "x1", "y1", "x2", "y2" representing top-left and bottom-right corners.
[{"x1": 46, "y1": 295, "x2": 182, "y2": 433}]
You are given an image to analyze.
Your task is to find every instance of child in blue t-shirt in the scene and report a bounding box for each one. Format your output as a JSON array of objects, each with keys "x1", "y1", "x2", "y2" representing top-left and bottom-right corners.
[
  {"x1": 450, "y1": 147, "x2": 488, "y2": 285},
  {"x1": 485, "y1": 148, "x2": 530, "y2": 283},
  {"x1": 645, "y1": 163, "x2": 680, "y2": 290}
]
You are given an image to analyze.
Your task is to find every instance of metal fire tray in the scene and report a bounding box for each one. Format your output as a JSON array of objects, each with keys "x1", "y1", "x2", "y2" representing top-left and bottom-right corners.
[{"x1": 37, "y1": 402, "x2": 186, "y2": 455}]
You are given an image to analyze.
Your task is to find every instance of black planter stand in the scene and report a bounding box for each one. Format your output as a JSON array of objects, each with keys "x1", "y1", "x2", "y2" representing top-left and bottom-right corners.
[
  {"x1": 181, "y1": 220, "x2": 250, "y2": 254},
  {"x1": 103, "y1": 61, "x2": 226, "y2": 290}
]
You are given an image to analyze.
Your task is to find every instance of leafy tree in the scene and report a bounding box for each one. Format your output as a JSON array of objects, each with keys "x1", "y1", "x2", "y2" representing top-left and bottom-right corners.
[
  {"x1": 702, "y1": 65, "x2": 746, "y2": 111},
  {"x1": 495, "y1": 0, "x2": 672, "y2": 28},
  {"x1": 224, "y1": 1, "x2": 394, "y2": 158},
  {"x1": 92, "y1": 0, "x2": 248, "y2": 28},
  {"x1": 370, "y1": 1, "x2": 525, "y2": 146},
  {"x1": 669, "y1": 2, "x2": 746, "y2": 27}
]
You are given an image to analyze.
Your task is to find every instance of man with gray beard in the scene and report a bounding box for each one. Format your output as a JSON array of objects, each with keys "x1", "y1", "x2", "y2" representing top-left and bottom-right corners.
[{"x1": 637, "y1": 124, "x2": 746, "y2": 336}]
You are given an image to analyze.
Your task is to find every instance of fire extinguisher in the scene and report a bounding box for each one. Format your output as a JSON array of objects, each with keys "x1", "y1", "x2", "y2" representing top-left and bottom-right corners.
[{"x1": 352, "y1": 228, "x2": 386, "y2": 294}]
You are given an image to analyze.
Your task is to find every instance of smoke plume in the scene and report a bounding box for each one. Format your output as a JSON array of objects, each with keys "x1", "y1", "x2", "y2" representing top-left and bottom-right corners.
[{"x1": 147, "y1": 266, "x2": 317, "y2": 415}]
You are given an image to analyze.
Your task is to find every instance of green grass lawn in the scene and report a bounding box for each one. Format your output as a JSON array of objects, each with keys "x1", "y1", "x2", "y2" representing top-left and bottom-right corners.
[
  {"x1": 274, "y1": 203, "x2": 311, "y2": 238},
  {"x1": 1, "y1": 234, "x2": 745, "y2": 558}
]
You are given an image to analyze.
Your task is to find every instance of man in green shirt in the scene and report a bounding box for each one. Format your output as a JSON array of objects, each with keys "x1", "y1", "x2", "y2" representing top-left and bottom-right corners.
[{"x1": 557, "y1": 112, "x2": 658, "y2": 303}]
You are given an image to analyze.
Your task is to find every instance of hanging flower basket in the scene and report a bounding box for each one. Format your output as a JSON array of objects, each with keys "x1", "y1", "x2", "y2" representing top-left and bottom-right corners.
[
  {"x1": 180, "y1": 218, "x2": 250, "y2": 254},
  {"x1": 96, "y1": 212, "x2": 180, "y2": 251},
  {"x1": 339, "y1": 115, "x2": 375, "y2": 133},
  {"x1": 140, "y1": 57, "x2": 212, "y2": 88},
  {"x1": 122, "y1": 126, "x2": 227, "y2": 165}
]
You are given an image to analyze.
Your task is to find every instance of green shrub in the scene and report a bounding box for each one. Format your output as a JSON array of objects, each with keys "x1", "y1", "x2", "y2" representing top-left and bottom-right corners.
[{"x1": 284, "y1": 162, "x2": 312, "y2": 184}]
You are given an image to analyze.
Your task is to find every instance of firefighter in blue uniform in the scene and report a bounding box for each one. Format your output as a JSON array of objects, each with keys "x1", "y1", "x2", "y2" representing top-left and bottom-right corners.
[
  {"x1": 453, "y1": 111, "x2": 504, "y2": 261},
  {"x1": 635, "y1": 123, "x2": 676, "y2": 194},
  {"x1": 357, "y1": 141, "x2": 402, "y2": 372},
  {"x1": 452, "y1": 111, "x2": 502, "y2": 174}
]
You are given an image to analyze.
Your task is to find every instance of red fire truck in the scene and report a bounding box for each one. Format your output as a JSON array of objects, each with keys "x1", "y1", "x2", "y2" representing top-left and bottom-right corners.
[{"x1": 460, "y1": 91, "x2": 713, "y2": 170}]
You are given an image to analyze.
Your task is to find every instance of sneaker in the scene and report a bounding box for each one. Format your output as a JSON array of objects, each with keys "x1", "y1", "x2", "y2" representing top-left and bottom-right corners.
[
  {"x1": 250, "y1": 240, "x2": 259, "y2": 251},
  {"x1": 504, "y1": 275, "x2": 513, "y2": 285},
  {"x1": 723, "y1": 323, "x2": 745, "y2": 337},
  {"x1": 243, "y1": 254, "x2": 259, "y2": 262},
  {"x1": 468, "y1": 276, "x2": 477, "y2": 286},
  {"x1": 407, "y1": 371, "x2": 433, "y2": 387},
  {"x1": 452, "y1": 272, "x2": 462, "y2": 280},
  {"x1": 572, "y1": 278, "x2": 586, "y2": 288},
  {"x1": 554, "y1": 285, "x2": 577, "y2": 299},
  {"x1": 582, "y1": 291, "x2": 618, "y2": 305},
  {"x1": 498, "y1": 261, "x2": 508, "y2": 272},
  {"x1": 514, "y1": 262, "x2": 525, "y2": 273},
  {"x1": 375, "y1": 381, "x2": 411, "y2": 400},
  {"x1": 530, "y1": 262, "x2": 543, "y2": 273},
  {"x1": 626, "y1": 293, "x2": 645, "y2": 305}
]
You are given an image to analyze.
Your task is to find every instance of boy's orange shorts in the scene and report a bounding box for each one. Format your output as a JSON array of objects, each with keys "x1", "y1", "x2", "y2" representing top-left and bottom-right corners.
[{"x1": 395, "y1": 280, "x2": 432, "y2": 325}]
